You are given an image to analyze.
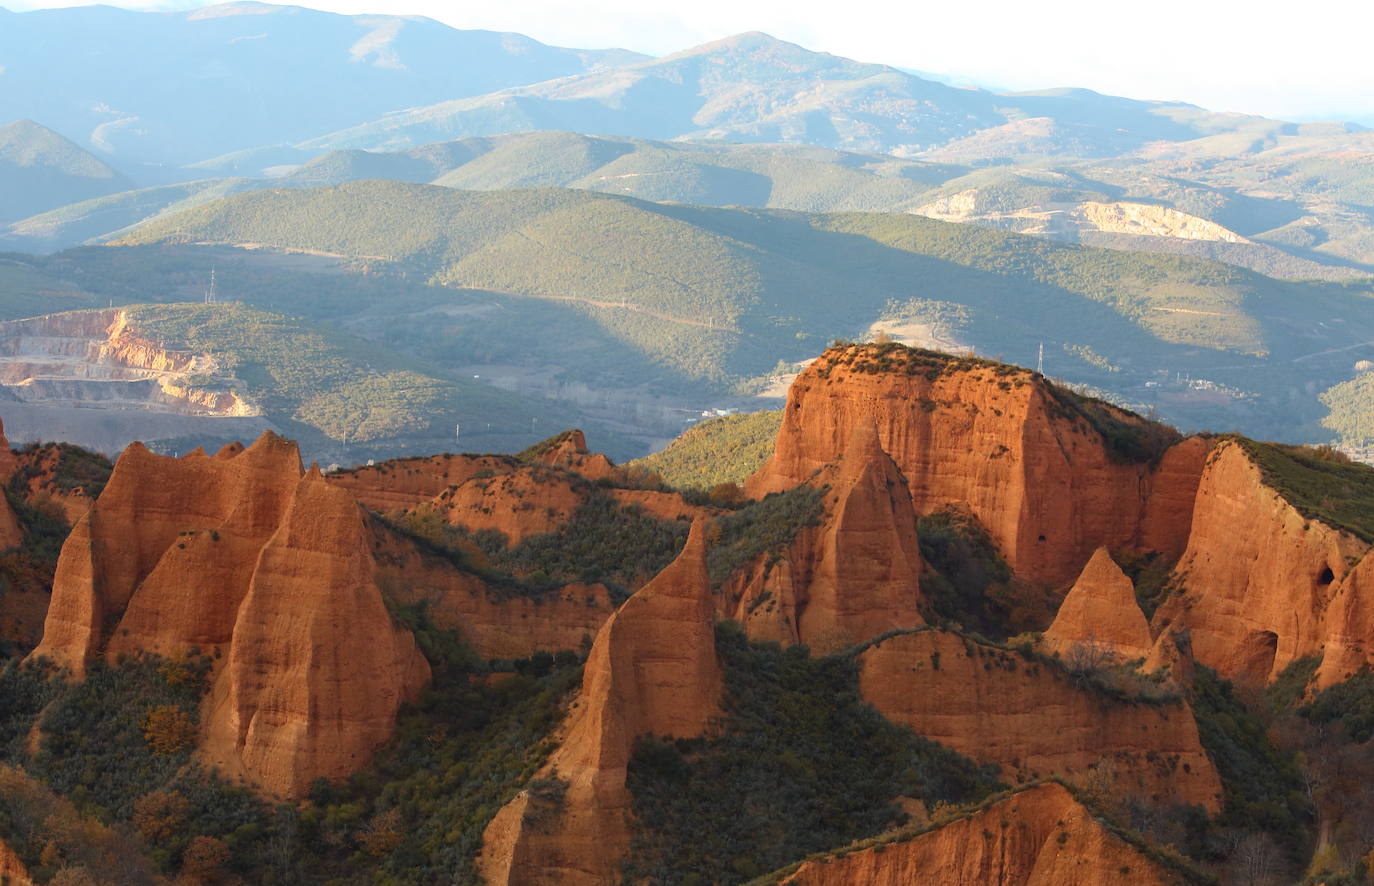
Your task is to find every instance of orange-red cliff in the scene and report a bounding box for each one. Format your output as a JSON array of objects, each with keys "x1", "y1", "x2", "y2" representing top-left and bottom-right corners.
[
  {"x1": 480, "y1": 520, "x2": 721, "y2": 886},
  {"x1": 748, "y1": 346, "x2": 1206, "y2": 586},
  {"x1": 778, "y1": 782, "x2": 1189, "y2": 886},
  {"x1": 28, "y1": 433, "x2": 428, "y2": 797},
  {"x1": 1153, "y1": 439, "x2": 1372, "y2": 686},
  {"x1": 858, "y1": 629, "x2": 1221, "y2": 811}
]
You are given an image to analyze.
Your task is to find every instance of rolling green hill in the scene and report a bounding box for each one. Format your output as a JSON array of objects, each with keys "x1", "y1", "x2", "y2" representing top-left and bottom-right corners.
[{"x1": 107, "y1": 180, "x2": 1374, "y2": 445}]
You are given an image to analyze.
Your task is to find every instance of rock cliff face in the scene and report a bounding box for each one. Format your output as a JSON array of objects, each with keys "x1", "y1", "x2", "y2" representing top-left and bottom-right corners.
[
  {"x1": 204, "y1": 468, "x2": 429, "y2": 797},
  {"x1": 723, "y1": 422, "x2": 923, "y2": 652},
  {"x1": 748, "y1": 346, "x2": 1202, "y2": 586},
  {"x1": 1153, "y1": 440, "x2": 1370, "y2": 685},
  {"x1": 0, "y1": 419, "x2": 23, "y2": 551},
  {"x1": 327, "y1": 452, "x2": 517, "y2": 512},
  {"x1": 370, "y1": 526, "x2": 615, "y2": 660},
  {"x1": 27, "y1": 432, "x2": 428, "y2": 796},
  {"x1": 1043, "y1": 547, "x2": 1153, "y2": 662},
  {"x1": 778, "y1": 782, "x2": 1188, "y2": 886},
  {"x1": 535, "y1": 429, "x2": 615, "y2": 481},
  {"x1": 480, "y1": 520, "x2": 721, "y2": 886},
  {"x1": 859, "y1": 630, "x2": 1221, "y2": 811}
]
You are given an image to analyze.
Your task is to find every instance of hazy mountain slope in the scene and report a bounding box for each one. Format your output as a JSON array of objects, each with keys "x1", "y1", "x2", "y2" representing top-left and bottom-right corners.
[
  {"x1": 0, "y1": 2, "x2": 646, "y2": 168},
  {"x1": 0, "y1": 120, "x2": 134, "y2": 223},
  {"x1": 110, "y1": 180, "x2": 1374, "y2": 442},
  {"x1": 0, "y1": 179, "x2": 264, "y2": 253},
  {"x1": 303, "y1": 32, "x2": 1264, "y2": 157}
]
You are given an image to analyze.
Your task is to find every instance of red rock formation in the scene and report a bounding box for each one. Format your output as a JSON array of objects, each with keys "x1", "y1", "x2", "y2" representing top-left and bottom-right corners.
[
  {"x1": 480, "y1": 519, "x2": 721, "y2": 885},
  {"x1": 1043, "y1": 547, "x2": 1153, "y2": 662},
  {"x1": 859, "y1": 630, "x2": 1221, "y2": 811},
  {"x1": 203, "y1": 468, "x2": 429, "y2": 797},
  {"x1": 433, "y1": 467, "x2": 587, "y2": 545},
  {"x1": 8, "y1": 441, "x2": 101, "y2": 526},
  {"x1": 31, "y1": 433, "x2": 304, "y2": 672},
  {"x1": 748, "y1": 346, "x2": 1203, "y2": 585},
  {"x1": 27, "y1": 432, "x2": 428, "y2": 796},
  {"x1": 1144, "y1": 626, "x2": 1196, "y2": 688},
  {"x1": 1153, "y1": 440, "x2": 1367, "y2": 684},
  {"x1": 371, "y1": 526, "x2": 615, "y2": 660},
  {"x1": 778, "y1": 782, "x2": 1189, "y2": 886},
  {"x1": 0, "y1": 416, "x2": 19, "y2": 485},
  {"x1": 723, "y1": 422, "x2": 923, "y2": 652},
  {"x1": 327, "y1": 453, "x2": 516, "y2": 512},
  {"x1": 537, "y1": 429, "x2": 615, "y2": 481},
  {"x1": 0, "y1": 418, "x2": 23, "y2": 551}
]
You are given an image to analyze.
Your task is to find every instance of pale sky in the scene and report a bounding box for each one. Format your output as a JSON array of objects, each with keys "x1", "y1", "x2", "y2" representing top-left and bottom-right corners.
[{"x1": 8, "y1": 0, "x2": 1374, "y2": 122}]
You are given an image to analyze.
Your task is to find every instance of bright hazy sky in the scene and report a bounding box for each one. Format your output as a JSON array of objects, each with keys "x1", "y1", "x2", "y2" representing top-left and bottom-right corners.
[{"x1": 8, "y1": 0, "x2": 1373, "y2": 122}]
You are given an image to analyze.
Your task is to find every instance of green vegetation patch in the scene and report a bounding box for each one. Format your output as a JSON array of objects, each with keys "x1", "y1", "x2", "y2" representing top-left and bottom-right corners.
[
  {"x1": 495, "y1": 490, "x2": 689, "y2": 600},
  {"x1": 386, "y1": 484, "x2": 689, "y2": 601},
  {"x1": 623, "y1": 622, "x2": 1003, "y2": 884},
  {"x1": 123, "y1": 302, "x2": 537, "y2": 444},
  {"x1": 29, "y1": 654, "x2": 211, "y2": 820},
  {"x1": 1189, "y1": 666, "x2": 1312, "y2": 861},
  {"x1": 628, "y1": 410, "x2": 782, "y2": 491},
  {"x1": 706, "y1": 485, "x2": 826, "y2": 586},
  {"x1": 1044, "y1": 382, "x2": 1181, "y2": 464},
  {"x1": 1267, "y1": 654, "x2": 1322, "y2": 715},
  {"x1": 1234, "y1": 437, "x2": 1374, "y2": 542},
  {"x1": 1300, "y1": 666, "x2": 1374, "y2": 742},
  {"x1": 917, "y1": 508, "x2": 1013, "y2": 639}
]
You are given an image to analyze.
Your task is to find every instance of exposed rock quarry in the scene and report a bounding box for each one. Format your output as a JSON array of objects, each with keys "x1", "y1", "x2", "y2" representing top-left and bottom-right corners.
[
  {"x1": 1043, "y1": 547, "x2": 1153, "y2": 662},
  {"x1": 0, "y1": 310, "x2": 269, "y2": 455},
  {"x1": 916, "y1": 191, "x2": 1247, "y2": 244},
  {"x1": 859, "y1": 630, "x2": 1221, "y2": 811},
  {"x1": 1153, "y1": 439, "x2": 1370, "y2": 685},
  {"x1": 28, "y1": 432, "x2": 427, "y2": 796},
  {"x1": 723, "y1": 422, "x2": 924, "y2": 651},
  {"x1": 778, "y1": 782, "x2": 1189, "y2": 886},
  {"x1": 480, "y1": 520, "x2": 721, "y2": 885},
  {"x1": 748, "y1": 345, "x2": 1204, "y2": 586}
]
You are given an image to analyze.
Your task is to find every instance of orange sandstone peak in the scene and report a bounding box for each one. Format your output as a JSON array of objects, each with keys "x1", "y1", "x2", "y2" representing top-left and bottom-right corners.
[
  {"x1": 778, "y1": 782, "x2": 1190, "y2": 886},
  {"x1": 27, "y1": 430, "x2": 428, "y2": 796},
  {"x1": 204, "y1": 468, "x2": 429, "y2": 797},
  {"x1": 480, "y1": 519, "x2": 721, "y2": 885},
  {"x1": 31, "y1": 431, "x2": 304, "y2": 673},
  {"x1": 537, "y1": 429, "x2": 615, "y2": 481},
  {"x1": 748, "y1": 346, "x2": 1201, "y2": 586},
  {"x1": 859, "y1": 630, "x2": 1221, "y2": 811},
  {"x1": 1043, "y1": 547, "x2": 1152, "y2": 662},
  {"x1": 724, "y1": 421, "x2": 923, "y2": 652}
]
